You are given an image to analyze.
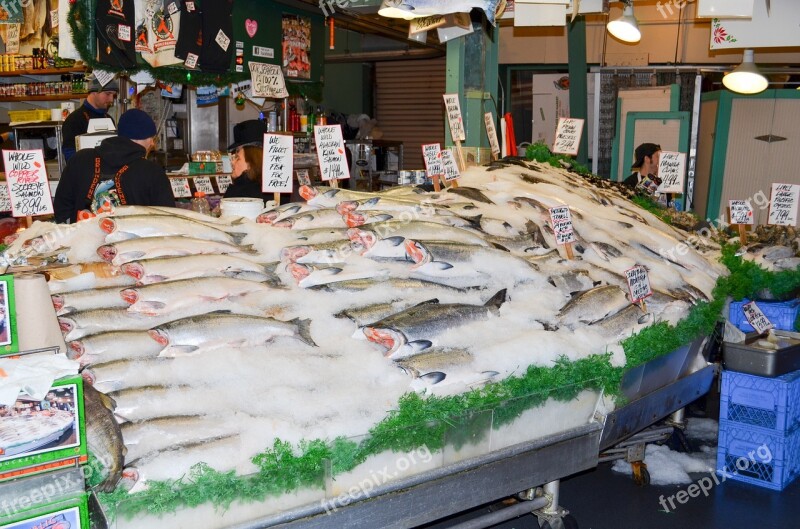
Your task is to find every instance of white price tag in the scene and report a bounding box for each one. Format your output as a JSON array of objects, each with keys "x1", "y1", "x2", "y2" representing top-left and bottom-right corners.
[
  {"x1": 248, "y1": 62, "x2": 289, "y2": 99},
  {"x1": 656, "y1": 151, "x2": 686, "y2": 194},
  {"x1": 296, "y1": 169, "x2": 311, "y2": 187},
  {"x1": 170, "y1": 178, "x2": 192, "y2": 198},
  {"x1": 253, "y1": 46, "x2": 275, "y2": 59},
  {"x1": 167, "y1": 1, "x2": 179, "y2": 15},
  {"x1": 552, "y1": 117, "x2": 585, "y2": 156},
  {"x1": 742, "y1": 301, "x2": 774, "y2": 334},
  {"x1": 194, "y1": 177, "x2": 215, "y2": 195},
  {"x1": 2, "y1": 150, "x2": 54, "y2": 217},
  {"x1": 549, "y1": 206, "x2": 575, "y2": 245},
  {"x1": 262, "y1": 134, "x2": 294, "y2": 194},
  {"x1": 0, "y1": 185, "x2": 12, "y2": 213},
  {"x1": 215, "y1": 176, "x2": 232, "y2": 194},
  {"x1": 185, "y1": 53, "x2": 199, "y2": 69},
  {"x1": 50, "y1": 9, "x2": 59, "y2": 29},
  {"x1": 441, "y1": 149, "x2": 460, "y2": 182},
  {"x1": 484, "y1": 113, "x2": 501, "y2": 157},
  {"x1": 118, "y1": 24, "x2": 131, "y2": 42},
  {"x1": 767, "y1": 183, "x2": 799, "y2": 226},
  {"x1": 215, "y1": 30, "x2": 231, "y2": 51},
  {"x1": 186, "y1": 1, "x2": 196, "y2": 11},
  {"x1": 314, "y1": 125, "x2": 350, "y2": 182},
  {"x1": 729, "y1": 200, "x2": 754, "y2": 225},
  {"x1": 93, "y1": 69, "x2": 117, "y2": 89},
  {"x1": 442, "y1": 94, "x2": 466, "y2": 142},
  {"x1": 625, "y1": 265, "x2": 652, "y2": 304},
  {"x1": 421, "y1": 143, "x2": 443, "y2": 178}
]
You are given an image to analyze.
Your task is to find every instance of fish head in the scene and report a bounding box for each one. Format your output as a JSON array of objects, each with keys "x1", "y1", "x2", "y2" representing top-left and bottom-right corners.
[
  {"x1": 66, "y1": 340, "x2": 84, "y2": 360},
  {"x1": 58, "y1": 316, "x2": 75, "y2": 334},
  {"x1": 81, "y1": 368, "x2": 96, "y2": 386},
  {"x1": 147, "y1": 329, "x2": 170, "y2": 347},
  {"x1": 363, "y1": 326, "x2": 405, "y2": 356},
  {"x1": 347, "y1": 228, "x2": 377, "y2": 250},
  {"x1": 350, "y1": 240, "x2": 366, "y2": 255},
  {"x1": 280, "y1": 246, "x2": 311, "y2": 263},
  {"x1": 120, "y1": 262, "x2": 145, "y2": 281},
  {"x1": 119, "y1": 468, "x2": 140, "y2": 492},
  {"x1": 288, "y1": 263, "x2": 312, "y2": 283},
  {"x1": 336, "y1": 200, "x2": 358, "y2": 215},
  {"x1": 3, "y1": 233, "x2": 19, "y2": 246},
  {"x1": 96, "y1": 245, "x2": 117, "y2": 262},
  {"x1": 99, "y1": 218, "x2": 117, "y2": 234},
  {"x1": 344, "y1": 212, "x2": 366, "y2": 228},
  {"x1": 119, "y1": 288, "x2": 139, "y2": 305},
  {"x1": 51, "y1": 294, "x2": 64, "y2": 312},
  {"x1": 256, "y1": 211, "x2": 280, "y2": 224},
  {"x1": 403, "y1": 239, "x2": 431, "y2": 268},
  {"x1": 299, "y1": 185, "x2": 318, "y2": 202},
  {"x1": 271, "y1": 218, "x2": 294, "y2": 229}
]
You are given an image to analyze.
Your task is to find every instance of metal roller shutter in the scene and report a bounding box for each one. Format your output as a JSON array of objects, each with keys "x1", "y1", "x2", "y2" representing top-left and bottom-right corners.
[{"x1": 375, "y1": 58, "x2": 446, "y2": 169}]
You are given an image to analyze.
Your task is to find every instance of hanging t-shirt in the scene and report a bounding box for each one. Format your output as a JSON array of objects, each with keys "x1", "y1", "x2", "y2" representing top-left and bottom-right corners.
[
  {"x1": 174, "y1": 0, "x2": 202, "y2": 65},
  {"x1": 199, "y1": 0, "x2": 233, "y2": 73},
  {"x1": 135, "y1": 0, "x2": 183, "y2": 67},
  {"x1": 95, "y1": 0, "x2": 137, "y2": 68}
]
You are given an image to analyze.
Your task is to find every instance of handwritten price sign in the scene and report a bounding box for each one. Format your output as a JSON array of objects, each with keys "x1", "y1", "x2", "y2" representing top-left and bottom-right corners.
[
  {"x1": 296, "y1": 169, "x2": 311, "y2": 187},
  {"x1": 262, "y1": 134, "x2": 294, "y2": 193},
  {"x1": 742, "y1": 301, "x2": 773, "y2": 334},
  {"x1": 314, "y1": 125, "x2": 350, "y2": 182},
  {"x1": 193, "y1": 177, "x2": 215, "y2": 195},
  {"x1": 248, "y1": 62, "x2": 289, "y2": 99},
  {"x1": 421, "y1": 143, "x2": 443, "y2": 178},
  {"x1": 657, "y1": 151, "x2": 686, "y2": 194},
  {"x1": 729, "y1": 200, "x2": 754, "y2": 225},
  {"x1": 170, "y1": 178, "x2": 192, "y2": 198},
  {"x1": 484, "y1": 113, "x2": 501, "y2": 157},
  {"x1": 625, "y1": 265, "x2": 652, "y2": 304},
  {"x1": 767, "y1": 183, "x2": 799, "y2": 226},
  {"x1": 549, "y1": 206, "x2": 575, "y2": 245},
  {"x1": 552, "y1": 117, "x2": 584, "y2": 156},
  {"x1": 215, "y1": 176, "x2": 232, "y2": 194},
  {"x1": 443, "y1": 94, "x2": 466, "y2": 142},
  {"x1": 2, "y1": 150, "x2": 54, "y2": 217},
  {"x1": 441, "y1": 149, "x2": 461, "y2": 182}
]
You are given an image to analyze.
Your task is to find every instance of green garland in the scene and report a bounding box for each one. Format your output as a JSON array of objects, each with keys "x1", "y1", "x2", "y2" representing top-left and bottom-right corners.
[{"x1": 67, "y1": 1, "x2": 322, "y2": 100}]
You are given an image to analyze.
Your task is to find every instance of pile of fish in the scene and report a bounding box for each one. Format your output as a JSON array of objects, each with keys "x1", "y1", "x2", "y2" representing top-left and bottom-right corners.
[{"x1": 4, "y1": 159, "x2": 728, "y2": 497}]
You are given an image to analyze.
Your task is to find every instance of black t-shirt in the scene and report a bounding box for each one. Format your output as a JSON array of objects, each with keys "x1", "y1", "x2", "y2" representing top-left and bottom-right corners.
[
  {"x1": 61, "y1": 101, "x2": 112, "y2": 161},
  {"x1": 96, "y1": 0, "x2": 137, "y2": 68},
  {"x1": 199, "y1": 0, "x2": 233, "y2": 73}
]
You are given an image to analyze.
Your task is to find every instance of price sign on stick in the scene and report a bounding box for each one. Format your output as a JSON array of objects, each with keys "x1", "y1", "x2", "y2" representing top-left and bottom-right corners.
[
  {"x1": 170, "y1": 178, "x2": 192, "y2": 198},
  {"x1": 296, "y1": 169, "x2": 311, "y2": 187},
  {"x1": 729, "y1": 199, "x2": 754, "y2": 245},
  {"x1": 625, "y1": 265, "x2": 652, "y2": 312},
  {"x1": 314, "y1": 125, "x2": 350, "y2": 183},
  {"x1": 742, "y1": 301, "x2": 774, "y2": 335},
  {"x1": 441, "y1": 149, "x2": 461, "y2": 182},
  {"x1": 0, "y1": 186, "x2": 11, "y2": 213},
  {"x1": 767, "y1": 183, "x2": 799, "y2": 226},
  {"x1": 193, "y1": 177, "x2": 215, "y2": 195},
  {"x1": 549, "y1": 206, "x2": 576, "y2": 259},
  {"x1": 215, "y1": 175, "x2": 232, "y2": 194},
  {"x1": 421, "y1": 143, "x2": 444, "y2": 191},
  {"x1": 248, "y1": 62, "x2": 289, "y2": 99},
  {"x1": 262, "y1": 134, "x2": 294, "y2": 194},
  {"x1": 2, "y1": 150, "x2": 54, "y2": 218},
  {"x1": 442, "y1": 94, "x2": 466, "y2": 142},
  {"x1": 552, "y1": 118, "x2": 584, "y2": 156},
  {"x1": 657, "y1": 151, "x2": 686, "y2": 194},
  {"x1": 484, "y1": 113, "x2": 501, "y2": 159}
]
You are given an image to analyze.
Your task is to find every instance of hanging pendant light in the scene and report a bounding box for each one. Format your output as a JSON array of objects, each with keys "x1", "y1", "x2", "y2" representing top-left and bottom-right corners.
[
  {"x1": 723, "y1": 49, "x2": 768, "y2": 94},
  {"x1": 378, "y1": 0, "x2": 419, "y2": 20},
  {"x1": 607, "y1": 1, "x2": 641, "y2": 43}
]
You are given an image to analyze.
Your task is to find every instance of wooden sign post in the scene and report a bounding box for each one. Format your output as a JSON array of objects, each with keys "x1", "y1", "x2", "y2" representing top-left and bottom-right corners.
[
  {"x1": 421, "y1": 143, "x2": 445, "y2": 192},
  {"x1": 262, "y1": 133, "x2": 294, "y2": 205},
  {"x1": 484, "y1": 112, "x2": 501, "y2": 162},
  {"x1": 625, "y1": 265, "x2": 652, "y2": 313},
  {"x1": 729, "y1": 199, "x2": 754, "y2": 245},
  {"x1": 767, "y1": 183, "x2": 799, "y2": 227},
  {"x1": 314, "y1": 124, "x2": 350, "y2": 189},
  {"x1": 443, "y1": 93, "x2": 466, "y2": 186},
  {"x1": 549, "y1": 206, "x2": 576, "y2": 260},
  {"x1": 552, "y1": 117, "x2": 585, "y2": 157},
  {"x1": 2, "y1": 150, "x2": 55, "y2": 227}
]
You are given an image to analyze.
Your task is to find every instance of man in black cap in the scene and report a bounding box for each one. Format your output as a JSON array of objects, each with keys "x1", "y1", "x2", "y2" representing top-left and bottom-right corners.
[
  {"x1": 623, "y1": 142, "x2": 662, "y2": 194},
  {"x1": 61, "y1": 77, "x2": 120, "y2": 162},
  {"x1": 55, "y1": 109, "x2": 174, "y2": 223},
  {"x1": 223, "y1": 119, "x2": 269, "y2": 201}
]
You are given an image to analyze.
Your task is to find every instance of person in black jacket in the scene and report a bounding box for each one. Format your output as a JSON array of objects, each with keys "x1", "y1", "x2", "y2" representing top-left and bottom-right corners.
[
  {"x1": 61, "y1": 78, "x2": 119, "y2": 162},
  {"x1": 54, "y1": 109, "x2": 174, "y2": 224},
  {"x1": 224, "y1": 120, "x2": 269, "y2": 203}
]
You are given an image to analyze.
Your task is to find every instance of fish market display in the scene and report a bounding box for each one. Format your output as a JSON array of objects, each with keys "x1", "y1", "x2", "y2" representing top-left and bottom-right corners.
[{"x1": 8, "y1": 159, "x2": 730, "y2": 502}]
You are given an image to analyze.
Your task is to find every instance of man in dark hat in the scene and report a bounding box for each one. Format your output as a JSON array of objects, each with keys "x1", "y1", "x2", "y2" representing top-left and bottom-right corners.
[
  {"x1": 623, "y1": 142, "x2": 662, "y2": 194},
  {"x1": 223, "y1": 119, "x2": 269, "y2": 201},
  {"x1": 61, "y1": 76, "x2": 120, "y2": 162},
  {"x1": 55, "y1": 109, "x2": 174, "y2": 223}
]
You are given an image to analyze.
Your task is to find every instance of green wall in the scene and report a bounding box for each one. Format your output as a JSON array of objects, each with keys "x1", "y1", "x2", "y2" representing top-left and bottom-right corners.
[{"x1": 323, "y1": 28, "x2": 371, "y2": 115}]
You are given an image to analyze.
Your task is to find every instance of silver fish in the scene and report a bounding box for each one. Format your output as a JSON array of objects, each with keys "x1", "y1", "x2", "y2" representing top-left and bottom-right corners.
[
  {"x1": 348, "y1": 221, "x2": 490, "y2": 250},
  {"x1": 67, "y1": 331, "x2": 164, "y2": 367},
  {"x1": 120, "y1": 255, "x2": 272, "y2": 285},
  {"x1": 557, "y1": 285, "x2": 630, "y2": 325},
  {"x1": 308, "y1": 276, "x2": 467, "y2": 293},
  {"x1": 121, "y1": 416, "x2": 238, "y2": 465},
  {"x1": 108, "y1": 385, "x2": 195, "y2": 424},
  {"x1": 99, "y1": 216, "x2": 242, "y2": 245},
  {"x1": 287, "y1": 262, "x2": 390, "y2": 289},
  {"x1": 149, "y1": 313, "x2": 316, "y2": 356},
  {"x1": 97, "y1": 236, "x2": 255, "y2": 266},
  {"x1": 272, "y1": 208, "x2": 351, "y2": 230},
  {"x1": 363, "y1": 290, "x2": 506, "y2": 359},
  {"x1": 589, "y1": 304, "x2": 654, "y2": 339},
  {"x1": 280, "y1": 240, "x2": 355, "y2": 265},
  {"x1": 52, "y1": 285, "x2": 130, "y2": 315},
  {"x1": 336, "y1": 299, "x2": 439, "y2": 327},
  {"x1": 396, "y1": 346, "x2": 473, "y2": 381},
  {"x1": 82, "y1": 358, "x2": 178, "y2": 394}
]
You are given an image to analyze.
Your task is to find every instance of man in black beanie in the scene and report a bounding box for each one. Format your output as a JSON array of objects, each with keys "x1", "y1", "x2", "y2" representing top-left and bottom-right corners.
[
  {"x1": 62, "y1": 76, "x2": 120, "y2": 162},
  {"x1": 55, "y1": 109, "x2": 174, "y2": 224}
]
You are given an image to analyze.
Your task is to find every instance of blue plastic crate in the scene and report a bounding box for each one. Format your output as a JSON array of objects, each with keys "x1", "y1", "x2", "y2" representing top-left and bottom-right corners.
[
  {"x1": 721, "y1": 369, "x2": 800, "y2": 432},
  {"x1": 717, "y1": 419, "x2": 800, "y2": 491},
  {"x1": 729, "y1": 298, "x2": 800, "y2": 333}
]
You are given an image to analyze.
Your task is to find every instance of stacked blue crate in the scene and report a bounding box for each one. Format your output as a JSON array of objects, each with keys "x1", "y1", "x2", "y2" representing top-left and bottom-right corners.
[
  {"x1": 728, "y1": 299, "x2": 800, "y2": 333},
  {"x1": 718, "y1": 370, "x2": 800, "y2": 490}
]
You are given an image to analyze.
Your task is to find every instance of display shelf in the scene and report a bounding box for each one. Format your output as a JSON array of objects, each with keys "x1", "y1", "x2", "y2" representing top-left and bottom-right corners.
[
  {"x1": 0, "y1": 94, "x2": 85, "y2": 102},
  {"x1": 0, "y1": 66, "x2": 86, "y2": 76}
]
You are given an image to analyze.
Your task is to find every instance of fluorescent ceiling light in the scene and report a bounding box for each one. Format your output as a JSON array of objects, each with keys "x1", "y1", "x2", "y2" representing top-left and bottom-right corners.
[
  {"x1": 723, "y1": 49, "x2": 768, "y2": 94},
  {"x1": 607, "y1": 3, "x2": 641, "y2": 43}
]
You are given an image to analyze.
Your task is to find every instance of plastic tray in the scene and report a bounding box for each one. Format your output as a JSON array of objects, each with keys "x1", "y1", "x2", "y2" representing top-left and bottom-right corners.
[
  {"x1": 720, "y1": 367, "x2": 800, "y2": 432},
  {"x1": 729, "y1": 299, "x2": 800, "y2": 333},
  {"x1": 723, "y1": 330, "x2": 800, "y2": 378},
  {"x1": 717, "y1": 419, "x2": 800, "y2": 491}
]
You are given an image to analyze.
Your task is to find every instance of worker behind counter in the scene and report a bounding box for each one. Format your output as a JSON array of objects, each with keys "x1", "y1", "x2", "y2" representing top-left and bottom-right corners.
[
  {"x1": 61, "y1": 77, "x2": 119, "y2": 162},
  {"x1": 225, "y1": 119, "x2": 270, "y2": 202},
  {"x1": 54, "y1": 109, "x2": 175, "y2": 224}
]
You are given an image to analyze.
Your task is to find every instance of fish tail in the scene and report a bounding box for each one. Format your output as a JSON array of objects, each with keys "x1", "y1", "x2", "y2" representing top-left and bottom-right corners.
[
  {"x1": 484, "y1": 288, "x2": 507, "y2": 309},
  {"x1": 230, "y1": 232, "x2": 249, "y2": 245},
  {"x1": 294, "y1": 318, "x2": 317, "y2": 347}
]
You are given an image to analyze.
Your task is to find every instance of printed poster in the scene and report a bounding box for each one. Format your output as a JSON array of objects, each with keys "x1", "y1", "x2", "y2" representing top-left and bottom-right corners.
[{"x1": 282, "y1": 14, "x2": 311, "y2": 80}]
